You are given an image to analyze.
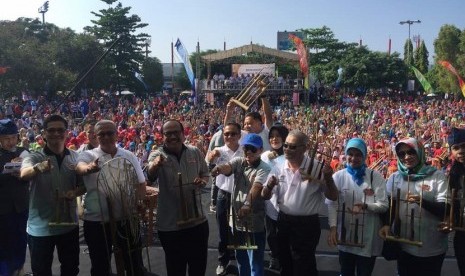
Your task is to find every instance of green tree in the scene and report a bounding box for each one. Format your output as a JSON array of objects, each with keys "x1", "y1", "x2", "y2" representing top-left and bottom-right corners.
[
  {"x1": 298, "y1": 26, "x2": 357, "y2": 86},
  {"x1": 174, "y1": 70, "x2": 191, "y2": 92},
  {"x1": 141, "y1": 57, "x2": 164, "y2": 93},
  {"x1": 340, "y1": 47, "x2": 405, "y2": 91},
  {"x1": 403, "y1": 39, "x2": 414, "y2": 66},
  {"x1": 433, "y1": 25, "x2": 462, "y2": 95},
  {"x1": 413, "y1": 40, "x2": 429, "y2": 73},
  {"x1": 84, "y1": 0, "x2": 150, "y2": 95}
]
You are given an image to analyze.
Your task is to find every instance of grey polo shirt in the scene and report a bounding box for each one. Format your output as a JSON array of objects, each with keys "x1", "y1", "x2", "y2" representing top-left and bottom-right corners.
[
  {"x1": 22, "y1": 147, "x2": 82, "y2": 237},
  {"x1": 228, "y1": 157, "x2": 270, "y2": 233},
  {"x1": 148, "y1": 144, "x2": 210, "y2": 231}
]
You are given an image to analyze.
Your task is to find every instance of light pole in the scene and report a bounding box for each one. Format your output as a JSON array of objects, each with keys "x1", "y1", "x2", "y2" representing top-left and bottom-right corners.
[
  {"x1": 399, "y1": 20, "x2": 421, "y2": 65},
  {"x1": 144, "y1": 38, "x2": 151, "y2": 59},
  {"x1": 38, "y1": 1, "x2": 49, "y2": 25}
]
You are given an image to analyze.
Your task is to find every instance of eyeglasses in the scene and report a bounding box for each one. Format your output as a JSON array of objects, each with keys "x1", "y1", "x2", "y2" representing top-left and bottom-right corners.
[
  {"x1": 243, "y1": 145, "x2": 258, "y2": 153},
  {"x1": 283, "y1": 143, "x2": 304, "y2": 150},
  {"x1": 163, "y1": 130, "x2": 181, "y2": 137},
  {"x1": 224, "y1": 132, "x2": 238, "y2": 137},
  {"x1": 396, "y1": 149, "x2": 417, "y2": 158},
  {"x1": 46, "y1": 128, "x2": 66, "y2": 134},
  {"x1": 97, "y1": 131, "x2": 116, "y2": 138}
]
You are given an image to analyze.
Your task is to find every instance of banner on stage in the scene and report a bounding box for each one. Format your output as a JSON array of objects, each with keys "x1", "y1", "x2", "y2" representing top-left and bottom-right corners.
[{"x1": 232, "y1": 64, "x2": 275, "y2": 77}]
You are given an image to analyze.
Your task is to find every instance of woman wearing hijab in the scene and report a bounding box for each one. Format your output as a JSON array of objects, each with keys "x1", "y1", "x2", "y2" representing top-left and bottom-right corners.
[
  {"x1": 379, "y1": 137, "x2": 448, "y2": 276},
  {"x1": 260, "y1": 124, "x2": 289, "y2": 271},
  {"x1": 326, "y1": 138, "x2": 388, "y2": 276}
]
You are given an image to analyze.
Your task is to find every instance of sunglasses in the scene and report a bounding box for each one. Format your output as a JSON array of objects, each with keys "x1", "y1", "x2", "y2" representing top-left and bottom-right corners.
[
  {"x1": 243, "y1": 145, "x2": 258, "y2": 153},
  {"x1": 223, "y1": 132, "x2": 238, "y2": 137},
  {"x1": 283, "y1": 143, "x2": 304, "y2": 150},
  {"x1": 97, "y1": 131, "x2": 116, "y2": 137},
  {"x1": 46, "y1": 128, "x2": 66, "y2": 134},
  {"x1": 163, "y1": 130, "x2": 181, "y2": 137},
  {"x1": 396, "y1": 149, "x2": 417, "y2": 158}
]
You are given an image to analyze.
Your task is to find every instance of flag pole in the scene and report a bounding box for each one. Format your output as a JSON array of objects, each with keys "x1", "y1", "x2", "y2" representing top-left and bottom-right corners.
[{"x1": 171, "y1": 41, "x2": 174, "y2": 94}]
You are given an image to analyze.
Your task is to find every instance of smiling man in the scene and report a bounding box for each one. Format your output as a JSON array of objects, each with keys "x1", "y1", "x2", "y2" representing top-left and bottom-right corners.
[
  {"x1": 147, "y1": 119, "x2": 210, "y2": 276},
  {"x1": 262, "y1": 130, "x2": 338, "y2": 276},
  {"x1": 76, "y1": 119, "x2": 147, "y2": 276},
  {"x1": 206, "y1": 122, "x2": 244, "y2": 275},
  {"x1": 21, "y1": 114, "x2": 84, "y2": 276}
]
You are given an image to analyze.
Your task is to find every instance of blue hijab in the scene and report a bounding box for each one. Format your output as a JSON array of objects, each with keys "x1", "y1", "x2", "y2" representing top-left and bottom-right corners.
[{"x1": 345, "y1": 138, "x2": 367, "y2": 186}]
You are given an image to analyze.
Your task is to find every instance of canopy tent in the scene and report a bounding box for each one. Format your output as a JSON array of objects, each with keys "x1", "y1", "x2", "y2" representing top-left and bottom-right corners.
[
  {"x1": 201, "y1": 43, "x2": 300, "y2": 78},
  {"x1": 201, "y1": 43, "x2": 300, "y2": 63}
]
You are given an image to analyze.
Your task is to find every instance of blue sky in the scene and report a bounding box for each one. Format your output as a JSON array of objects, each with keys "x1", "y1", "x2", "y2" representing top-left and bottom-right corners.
[{"x1": 2, "y1": 0, "x2": 464, "y2": 64}]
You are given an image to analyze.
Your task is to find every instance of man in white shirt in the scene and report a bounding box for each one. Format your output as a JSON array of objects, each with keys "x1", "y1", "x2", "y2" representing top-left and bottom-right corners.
[
  {"x1": 262, "y1": 130, "x2": 338, "y2": 276},
  {"x1": 76, "y1": 120, "x2": 147, "y2": 276},
  {"x1": 206, "y1": 122, "x2": 243, "y2": 275}
]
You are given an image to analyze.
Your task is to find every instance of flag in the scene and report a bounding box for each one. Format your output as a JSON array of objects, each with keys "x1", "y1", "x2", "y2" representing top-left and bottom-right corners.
[
  {"x1": 174, "y1": 38, "x2": 195, "y2": 93},
  {"x1": 289, "y1": 34, "x2": 309, "y2": 89},
  {"x1": 134, "y1": 71, "x2": 148, "y2": 90},
  {"x1": 439, "y1": 60, "x2": 465, "y2": 97},
  {"x1": 410, "y1": 66, "x2": 433, "y2": 93}
]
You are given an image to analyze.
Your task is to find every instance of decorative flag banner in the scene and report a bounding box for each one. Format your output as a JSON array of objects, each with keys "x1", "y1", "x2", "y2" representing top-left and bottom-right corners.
[
  {"x1": 439, "y1": 60, "x2": 465, "y2": 97},
  {"x1": 174, "y1": 38, "x2": 195, "y2": 93},
  {"x1": 134, "y1": 71, "x2": 148, "y2": 90},
  {"x1": 289, "y1": 34, "x2": 309, "y2": 89},
  {"x1": 410, "y1": 66, "x2": 433, "y2": 94},
  {"x1": 0, "y1": 66, "x2": 10, "y2": 75}
]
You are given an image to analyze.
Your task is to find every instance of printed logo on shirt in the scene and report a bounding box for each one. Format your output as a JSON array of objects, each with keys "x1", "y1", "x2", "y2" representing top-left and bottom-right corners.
[
  {"x1": 187, "y1": 157, "x2": 197, "y2": 164},
  {"x1": 363, "y1": 188, "x2": 375, "y2": 196},
  {"x1": 421, "y1": 184, "x2": 431, "y2": 192}
]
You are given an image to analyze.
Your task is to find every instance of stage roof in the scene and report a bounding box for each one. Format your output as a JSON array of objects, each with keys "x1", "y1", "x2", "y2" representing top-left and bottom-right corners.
[{"x1": 201, "y1": 43, "x2": 299, "y2": 63}]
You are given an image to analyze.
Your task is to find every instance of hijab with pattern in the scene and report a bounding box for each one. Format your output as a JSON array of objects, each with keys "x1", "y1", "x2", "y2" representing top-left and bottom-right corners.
[{"x1": 395, "y1": 137, "x2": 436, "y2": 181}]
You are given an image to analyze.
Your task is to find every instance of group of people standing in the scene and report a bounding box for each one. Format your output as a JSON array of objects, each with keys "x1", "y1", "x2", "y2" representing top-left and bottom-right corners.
[
  {"x1": 1, "y1": 94, "x2": 465, "y2": 276},
  {"x1": 1, "y1": 115, "x2": 149, "y2": 276},
  {"x1": 205, "y1": 97, "x2": 465, "y2": 276}
]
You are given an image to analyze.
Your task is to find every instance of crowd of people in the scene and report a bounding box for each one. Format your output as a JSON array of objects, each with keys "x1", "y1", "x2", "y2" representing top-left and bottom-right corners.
[{"x1": 0, "y1": 89, "x2": 465, "y2": 276}]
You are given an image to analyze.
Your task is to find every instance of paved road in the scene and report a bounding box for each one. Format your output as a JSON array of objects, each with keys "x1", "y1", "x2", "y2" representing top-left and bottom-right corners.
[{"x1": 23, "y1": 187, "x2": 460, "y2": 275}]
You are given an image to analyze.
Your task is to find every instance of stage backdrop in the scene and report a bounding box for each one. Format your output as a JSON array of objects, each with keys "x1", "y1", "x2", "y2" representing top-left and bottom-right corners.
[{"x1": 232, "y1": 64, "x2": 275, "y2": 77}]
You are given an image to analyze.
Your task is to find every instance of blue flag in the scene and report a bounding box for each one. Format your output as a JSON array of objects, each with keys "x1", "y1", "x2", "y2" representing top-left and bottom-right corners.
[{"x1": 175, "y1": 38, "x2": 195, "y2": 93}]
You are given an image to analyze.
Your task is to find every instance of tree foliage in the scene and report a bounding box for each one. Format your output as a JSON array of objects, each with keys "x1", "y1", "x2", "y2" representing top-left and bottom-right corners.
[
  {"x1": 414, "y1": 40, "x2": 429, "y2": 73},
  {"x1": 3, "y1": 12, "x2": 465, "y2": 99},
  {"x1": 433, "y1": 25, "x2": 463, "y2": 95},
  {"x1": 0, "y1": 18, "x2": 104, "y2": 98},
  {"x1": 141, "y1": 57, "x2": 164, "y2": 92},
  {"x1": 84, "y1": 1, "x2": 153, "y2": 96}
]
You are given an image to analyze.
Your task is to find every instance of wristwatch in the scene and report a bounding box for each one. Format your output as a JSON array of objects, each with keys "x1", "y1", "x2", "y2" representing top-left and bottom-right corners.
[{"x1": 33, "y1": 163, "x2": 41, "y2": 174}]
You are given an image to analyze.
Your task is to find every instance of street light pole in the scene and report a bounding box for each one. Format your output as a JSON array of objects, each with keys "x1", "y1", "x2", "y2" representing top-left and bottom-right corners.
[
  {"x1": 399, "y1": 20, "x2": 421, "y2": 65},
  {"x1": 144, "y1": 38, "x2": 151, "y2": 59},
  {"x1": 38, "y1": 1, "x2": 49, "y2": 25}
]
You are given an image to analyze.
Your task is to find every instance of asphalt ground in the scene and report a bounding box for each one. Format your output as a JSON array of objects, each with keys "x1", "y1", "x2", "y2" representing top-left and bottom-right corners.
[{"x1": 23, "y1": 186, "x2": 460, "y2": 275}]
